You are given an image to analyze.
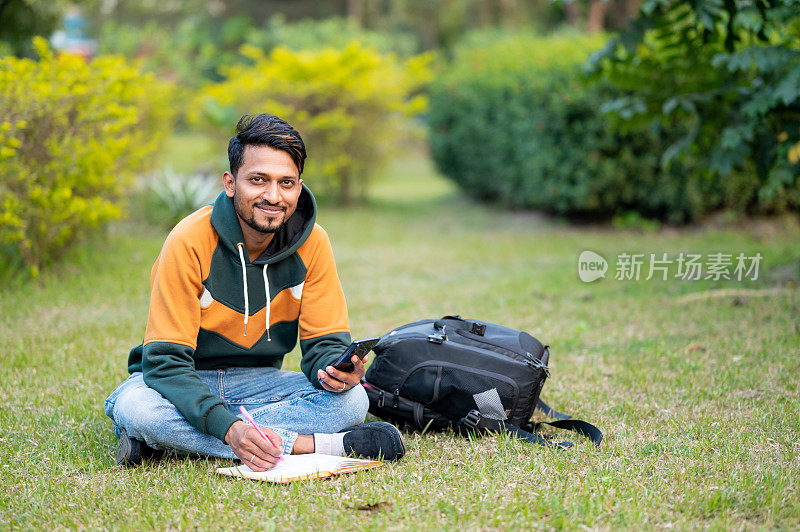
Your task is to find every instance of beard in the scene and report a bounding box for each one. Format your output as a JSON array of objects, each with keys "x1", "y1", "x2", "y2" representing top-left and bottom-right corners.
[{"x1": 233, "y1": 188, "x2": 287, "y2": 234}]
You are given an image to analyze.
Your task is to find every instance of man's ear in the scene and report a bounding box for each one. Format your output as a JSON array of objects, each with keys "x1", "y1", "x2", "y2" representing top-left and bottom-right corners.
[{"x1": 223, "y1": 171, "x2": 235, "y2": 198}]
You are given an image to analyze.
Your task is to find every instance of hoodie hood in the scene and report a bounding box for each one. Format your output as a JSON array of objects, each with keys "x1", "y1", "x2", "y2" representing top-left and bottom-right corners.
[
  {"x1": 208, "y1": 184, "x2": 317, "y2": 339},
  {"x1": 209, "y1": 184, "x2": 317, "y2": 265}
]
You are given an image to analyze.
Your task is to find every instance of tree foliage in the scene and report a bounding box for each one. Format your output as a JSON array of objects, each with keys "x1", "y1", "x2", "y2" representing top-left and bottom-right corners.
[
  {"x1": 245, "y1": 15, "x2": 420, "y2": 55},
  {"x1": 0, "y1": 39, "x2": 175, "y2": 274},
  {"x1": 0, "y1": 0, "x2": 71, "y2": 56},
  {"x1": 85, "y1": 0, "x2": 637, "y2": 56},
  {"x1": 429, "y1": 30, "x2": 731, "y2": 223},
  {"x1": 97, "y1": 15, "x2": 419, "y2": 91},
  {"x1": 97, "y1": 15, "x2": 259, "y2": 87},
  {"x1": 190, "y1": 42, "x2": 433, "y2": 203},
  {"x1": 590, "y1": 0, "x2": 800, "y2": 213}
]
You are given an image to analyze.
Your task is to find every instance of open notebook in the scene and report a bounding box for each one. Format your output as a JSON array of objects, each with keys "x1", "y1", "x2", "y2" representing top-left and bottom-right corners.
[{"x1": 216, "y1": 453, "x2": 383, "y2": 483}]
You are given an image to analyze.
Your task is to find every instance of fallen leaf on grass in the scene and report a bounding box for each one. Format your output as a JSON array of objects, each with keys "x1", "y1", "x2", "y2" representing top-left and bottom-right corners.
[
  {"x1": 350, "y1": 501, "x2": 393, "y2": 512},
  {"x1": 684, "y1": 343, "x2": 706, "y2": 354}
]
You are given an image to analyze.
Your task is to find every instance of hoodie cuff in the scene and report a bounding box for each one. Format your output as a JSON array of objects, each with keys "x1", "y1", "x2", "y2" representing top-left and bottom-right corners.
[
  {"x1": 309, "y1": 352, "x2": 344, "y2": 390},
  {"x1": 300, "y1": 332, "x2": 352, "y2": 390},
  {"x1": 206, "y1": 404, "x2": 241, "y2": 443}
]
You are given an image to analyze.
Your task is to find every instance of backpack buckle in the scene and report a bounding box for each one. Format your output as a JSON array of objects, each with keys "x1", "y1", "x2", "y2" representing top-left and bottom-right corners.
[
  {"x1": 461, "y1": 409, "x2": 482, "y2": 431},
  {"x1": 470, "y1": 322, "x2": 486, "y2": 336},
  {"x1": 377, "y1": 390, "x2": 385, "y2": 408},
  {"x1": 427, "y1": 333, "x2": 445, "y2": 344}
]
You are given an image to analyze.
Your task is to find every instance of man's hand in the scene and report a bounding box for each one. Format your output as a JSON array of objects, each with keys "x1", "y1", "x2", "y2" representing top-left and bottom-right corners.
[
  {"x1": 317, "y1": 354, "x2": 367, "y2": 393},
  {"x1": 224, "y1": 420, "x2": 283, "y2": 471}
]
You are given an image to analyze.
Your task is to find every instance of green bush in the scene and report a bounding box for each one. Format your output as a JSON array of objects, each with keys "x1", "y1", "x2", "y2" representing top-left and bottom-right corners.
[
  {"x1": 428, "y1": 30, "x2": 732, "y2": 223},
  {"x1": 191, "y1": 42, "x2": 433, "y2": 203},
  {"x1": 97, "y1": 17, "x2": 422, "y2": 133},
  {"x1": 249, "y1": 15, "x2": 420, "y2": 56},
  {"x1": 590, "y1": 0, "x2": 800, "y2": 216},
  {"x1": 0, "y1": 38, "x2": 174, "y2": 275},
  {"x1": 98, "y1": 16, "x2": 259, "y2": 89},
  {"x1": 138, "y1": 168, "x2": 220, "y2": 230},
  {"x1": 98, "y1": 15, "x2": 420, "y2": 92}
]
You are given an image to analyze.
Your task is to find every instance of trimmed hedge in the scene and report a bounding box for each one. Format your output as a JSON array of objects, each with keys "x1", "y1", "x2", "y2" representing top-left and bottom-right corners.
[{"x1": 428, "y1": 31, "x2": 728, "y2": 223}]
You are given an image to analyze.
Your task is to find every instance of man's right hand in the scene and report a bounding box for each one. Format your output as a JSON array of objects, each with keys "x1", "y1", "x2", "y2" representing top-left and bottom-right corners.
[{"x1": 224, "y1": 420, "x2": 283, "y2": 471}]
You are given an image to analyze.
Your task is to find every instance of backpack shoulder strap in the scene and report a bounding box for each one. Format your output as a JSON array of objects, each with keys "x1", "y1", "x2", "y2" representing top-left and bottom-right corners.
[
  {"x1": 536, "y1": 398, "x2": 571, "y2": 420},
  {"x1": 457, "y1": 409, "x2": 602, "y2": 448},
  {"x1": 534, "y1": 418, "x2": 603, "y2": 446}
]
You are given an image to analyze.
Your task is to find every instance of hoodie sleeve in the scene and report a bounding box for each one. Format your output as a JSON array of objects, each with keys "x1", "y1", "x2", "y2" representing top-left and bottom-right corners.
[
  {"x1": 141, "y1": 225, "x2": 240, "y2": 442},
  {"x1": 298, "y1": 225, "x2": 351, "y2": 388}
]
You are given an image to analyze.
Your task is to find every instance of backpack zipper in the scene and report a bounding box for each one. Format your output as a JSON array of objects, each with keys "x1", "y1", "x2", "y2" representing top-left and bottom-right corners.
[{"x1": 451, "y1": 328, "x2": 548, "y2": 367}]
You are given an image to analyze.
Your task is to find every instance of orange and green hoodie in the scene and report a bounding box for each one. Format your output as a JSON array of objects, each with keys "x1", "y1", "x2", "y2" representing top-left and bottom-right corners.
[{"x1": 126, "y1": 185, "x2": 351, "y2": 442}]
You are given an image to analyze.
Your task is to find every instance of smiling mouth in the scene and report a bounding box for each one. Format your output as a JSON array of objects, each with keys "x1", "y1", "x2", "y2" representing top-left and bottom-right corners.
[{"x1": 255, "y1": 204, "x2": 285, "y2": 216}]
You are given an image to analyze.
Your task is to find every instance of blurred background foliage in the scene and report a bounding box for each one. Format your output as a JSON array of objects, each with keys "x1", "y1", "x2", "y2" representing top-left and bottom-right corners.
[
  {"x1": 190, "y1": 42, "x2": 433, "y2": 203},
  {"x1": 428, "y1": 30, "x2": 722, "y2": 224},
  {"x1": 0, "y1": 38, "x2": 174, "y2": 274},
  {"x1": 96, "y1": 15, "x2": 421, "y2": 90},
  {"x1": 138, "y1": 167, "x2": 220, "y2": 230},
  {"x1": 0, "y1": 0, "x2": 798, "y2": 275},
  {"x1": 0, "y1": 0, "x2": 71, "y2": 56},
  {"x1": 590, "y1": 0, "x2": 800, "y2": 216}
]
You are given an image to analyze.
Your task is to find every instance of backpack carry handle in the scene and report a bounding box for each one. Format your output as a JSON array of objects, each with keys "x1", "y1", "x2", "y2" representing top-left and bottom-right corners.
[
  {"x1": 433, "y1": 315, "x2": 462, "y2": 330},
  {"x1": 433, "y1": 315, "x2": 487, "y2": 336}
]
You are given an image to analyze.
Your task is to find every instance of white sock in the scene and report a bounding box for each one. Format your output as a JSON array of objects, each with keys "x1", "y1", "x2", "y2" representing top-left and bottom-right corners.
[{"x1": 313, "y1": 432, "x2": 346, "y2": 456}]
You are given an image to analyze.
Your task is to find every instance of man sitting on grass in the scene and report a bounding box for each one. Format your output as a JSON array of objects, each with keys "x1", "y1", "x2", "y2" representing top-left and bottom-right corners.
[{"x1": 104, "y1": 113, "x2": 405, "y2": 469}]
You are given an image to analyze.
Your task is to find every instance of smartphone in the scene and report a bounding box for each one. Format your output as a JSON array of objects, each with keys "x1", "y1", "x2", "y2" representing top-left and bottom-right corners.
[{"x1": 331, "y1": 336, "x2": 381, "y2": 372}]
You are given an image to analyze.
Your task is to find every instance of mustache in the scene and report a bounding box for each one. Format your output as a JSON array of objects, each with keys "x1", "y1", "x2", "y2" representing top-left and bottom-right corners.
[{"x1": 253, "y1": 202, "x2": 286, "y2": 212}]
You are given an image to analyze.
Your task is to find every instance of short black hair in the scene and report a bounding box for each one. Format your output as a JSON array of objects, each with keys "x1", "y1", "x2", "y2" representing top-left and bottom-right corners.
[{"x1": 228, "y1": 113, "x2": 307, "y2": 176}]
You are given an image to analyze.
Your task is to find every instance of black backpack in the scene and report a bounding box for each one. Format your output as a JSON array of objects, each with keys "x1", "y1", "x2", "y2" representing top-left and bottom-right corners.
[{"x1": 363, "y1": 315, "x2": 602, "y2": 448}]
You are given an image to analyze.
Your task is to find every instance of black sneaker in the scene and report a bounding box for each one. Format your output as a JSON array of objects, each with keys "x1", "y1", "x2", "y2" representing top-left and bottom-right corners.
[
  {"x1": 116, "y1": 429, "x2": 166, "y2": 467},
  {"x1": 342, "y1": 422, "x2": 406, "y2": 461}
]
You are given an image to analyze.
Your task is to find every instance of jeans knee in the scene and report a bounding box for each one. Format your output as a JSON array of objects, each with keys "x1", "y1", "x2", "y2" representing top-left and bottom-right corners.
[
  {"x1": 342, "y1": 384, "x2": 369, "y2": 427},
  {"x1": 112, "y1": 385, "x2": 169, "y2": 441}
]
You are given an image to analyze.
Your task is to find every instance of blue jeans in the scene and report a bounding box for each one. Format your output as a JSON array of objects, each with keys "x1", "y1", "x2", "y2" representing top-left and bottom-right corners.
[{"x1": 104, "y1": 367, "x2": 369, "y2": 457}]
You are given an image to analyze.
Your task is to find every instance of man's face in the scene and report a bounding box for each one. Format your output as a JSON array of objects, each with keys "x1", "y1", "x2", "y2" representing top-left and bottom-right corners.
[{"x1": 223, "y1": 145, "x2": 303, "y2": 235}]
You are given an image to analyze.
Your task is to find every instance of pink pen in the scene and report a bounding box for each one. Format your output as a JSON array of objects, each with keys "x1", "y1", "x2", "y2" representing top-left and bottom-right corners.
[{"x1": 238, "y1": 405, "x2": 283, "y2": 461}]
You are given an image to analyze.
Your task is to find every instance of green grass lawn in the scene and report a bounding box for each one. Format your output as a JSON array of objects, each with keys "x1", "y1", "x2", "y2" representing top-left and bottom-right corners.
[{"x1": 1, "y1": 149, "x2": 799, "y2": 529}]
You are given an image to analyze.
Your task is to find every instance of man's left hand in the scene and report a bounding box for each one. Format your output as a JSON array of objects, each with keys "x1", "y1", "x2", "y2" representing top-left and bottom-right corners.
[{"x1": 317, "y1": 355, "x2": 367, "y2": 393}]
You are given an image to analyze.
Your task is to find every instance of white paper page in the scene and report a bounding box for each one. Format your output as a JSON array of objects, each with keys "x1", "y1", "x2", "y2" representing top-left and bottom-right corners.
[{"x1": 216, "y1": 453, "x2": 373, "y2": 482}]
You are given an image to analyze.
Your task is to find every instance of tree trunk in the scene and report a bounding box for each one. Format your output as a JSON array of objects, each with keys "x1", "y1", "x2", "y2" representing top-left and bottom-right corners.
[
  {"x1": 476, "y1": 0, "x2": 494, "y2": 27},
  {"x1": 347, "y1": 0, "x2": 363, "y2": 25},
  {"x1": 563, "y1": 0, "x2": 581, "y2": 27},
  {"x1": 588, "y1": 0, "x2": 610, "y2": 33},
  {"x1": 612, "y1": 0, "x2": 643, "y2": 30},
  {"x1": 499, "y1": 0, "x2": 519, "y2": 29}
]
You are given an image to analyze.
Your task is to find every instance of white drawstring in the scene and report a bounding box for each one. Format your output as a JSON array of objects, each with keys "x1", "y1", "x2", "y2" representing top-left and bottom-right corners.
[
  {"x1": 237, "y1": 242, "x2": 271, "y2": 340},
  {"x1": 237, "y1": 243, "x2": 249, "y2": 336},
  {"x1": 262, "y1": 263, "x2": 271, "y2": 341}
]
